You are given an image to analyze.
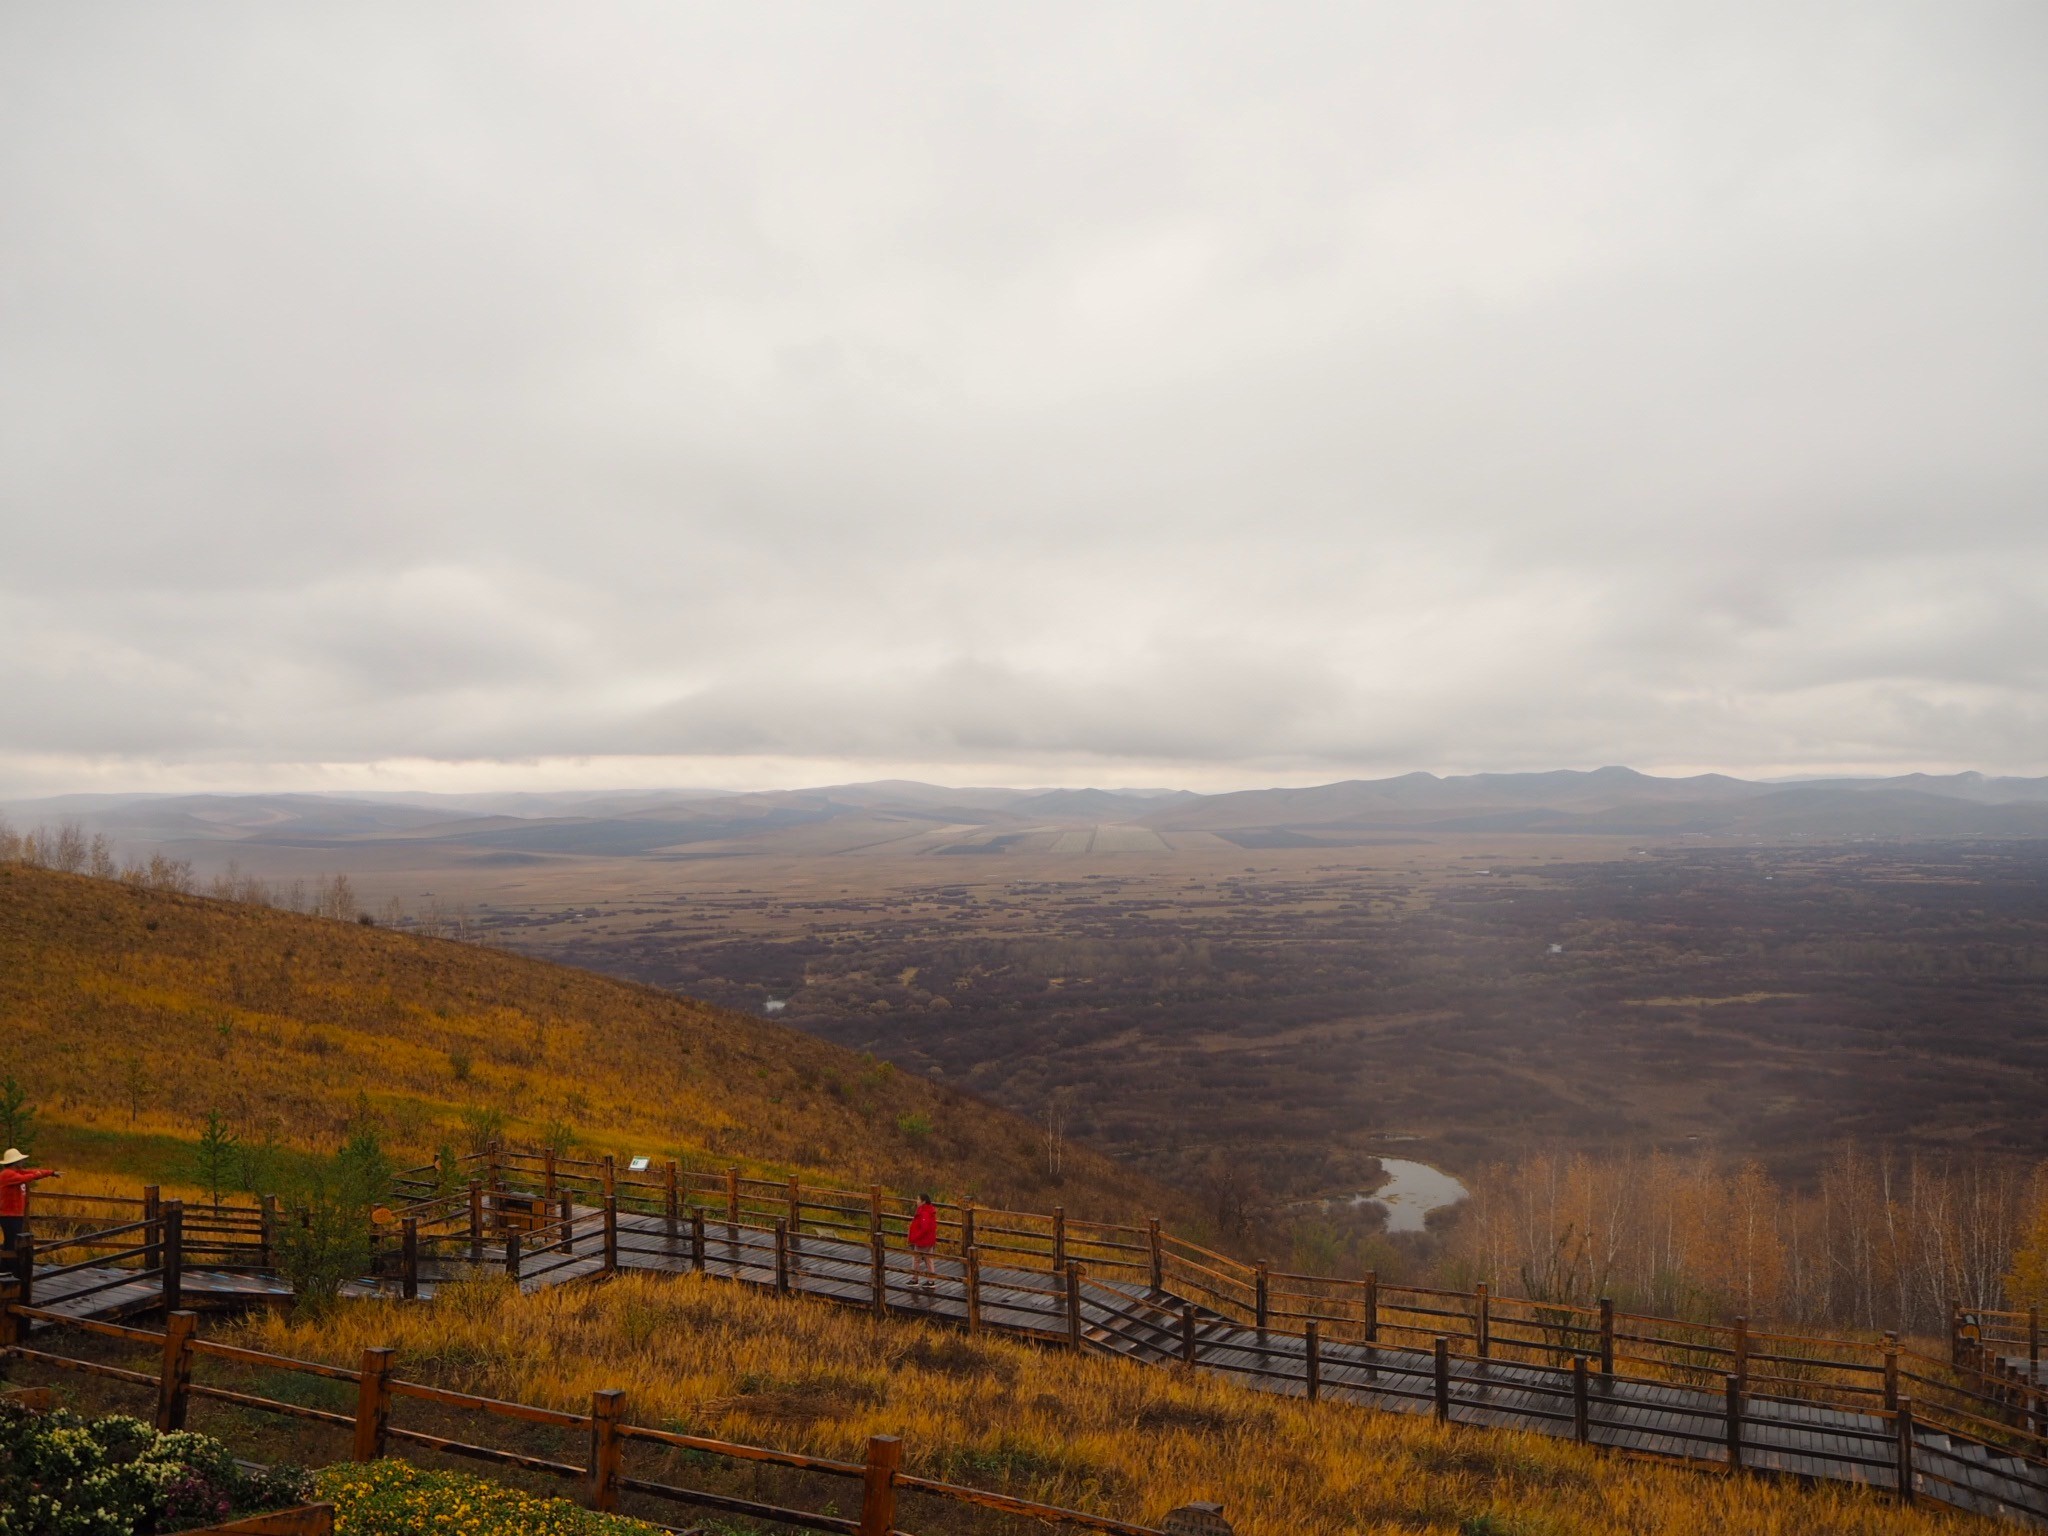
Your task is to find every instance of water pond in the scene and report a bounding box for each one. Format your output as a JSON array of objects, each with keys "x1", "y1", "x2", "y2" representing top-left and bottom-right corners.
[{"x1": 1296, "y1": 1158, "x2": 1469, "y2": 1234}]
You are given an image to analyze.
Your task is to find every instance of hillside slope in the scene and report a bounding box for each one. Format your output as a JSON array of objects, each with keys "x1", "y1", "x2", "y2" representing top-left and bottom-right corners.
[{"x1": 0, "y1": 864, "x2": 1172, "y2": 1221}]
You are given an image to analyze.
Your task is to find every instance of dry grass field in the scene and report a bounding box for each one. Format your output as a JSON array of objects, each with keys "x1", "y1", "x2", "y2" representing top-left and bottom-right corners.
[{"x1": 204, "y1": 1269, "x2": 1983, "y2": 1536}]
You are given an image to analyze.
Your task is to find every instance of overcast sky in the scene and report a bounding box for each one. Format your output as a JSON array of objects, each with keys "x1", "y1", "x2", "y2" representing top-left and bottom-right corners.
[{"x1": 3, "y1": 3, "x2": 2044, "y2": 796}]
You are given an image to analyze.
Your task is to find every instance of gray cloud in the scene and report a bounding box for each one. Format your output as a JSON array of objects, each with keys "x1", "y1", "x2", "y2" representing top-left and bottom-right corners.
[{"x1": 4, "y1": 2, "x2": 2045, "y2": 792}]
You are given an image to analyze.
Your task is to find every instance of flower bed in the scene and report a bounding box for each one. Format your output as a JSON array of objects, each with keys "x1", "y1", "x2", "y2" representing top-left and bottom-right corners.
[
  {"x1": 312, "y1": 1462, "x2": 658, "y2": 1536},
  {"x1": 0, "y1": 1405, "x2": 313, "y2": 1536}
]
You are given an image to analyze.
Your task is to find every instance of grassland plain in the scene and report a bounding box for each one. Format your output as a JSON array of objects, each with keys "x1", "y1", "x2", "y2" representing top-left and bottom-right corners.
[
  {"x1": 0, "y1": 863, "x2": 1178, "y2": 1223},
  {"x1": 216, "y1": 1270, "x2": 1981, "y2": 1536},
  {"x1": 484, "y1": 837, "x2": 2048, "y2": 1194}
]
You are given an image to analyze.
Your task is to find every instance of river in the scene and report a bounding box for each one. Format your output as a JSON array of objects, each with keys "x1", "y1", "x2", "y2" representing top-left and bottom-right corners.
[{"x1": 1296, "y1": 1157, "x2": 1469, "y2": 1234}]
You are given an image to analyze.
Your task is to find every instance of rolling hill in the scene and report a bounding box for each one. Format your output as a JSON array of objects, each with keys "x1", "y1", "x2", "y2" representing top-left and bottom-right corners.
[
  {"x1": 11, "y1": 769, "x2": 2048, "y2": 875},
  {"x1": 0, "y1": 862, "x2": 1176, "y2": 1223}
]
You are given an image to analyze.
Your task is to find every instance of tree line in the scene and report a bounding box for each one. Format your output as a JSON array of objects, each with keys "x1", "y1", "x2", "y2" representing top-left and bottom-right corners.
[
  {"x1": 0, "y1": 815, "x2": 478, "y2": 934},
  {"x1": 1446, "y1": 1145, "x2": 2048, "y2": 1334}
]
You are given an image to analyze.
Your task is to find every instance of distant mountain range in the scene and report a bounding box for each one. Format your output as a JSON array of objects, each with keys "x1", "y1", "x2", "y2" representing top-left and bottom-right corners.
[{"x1": 9, "y1": 767, "x2": 2048, "y2": 864}]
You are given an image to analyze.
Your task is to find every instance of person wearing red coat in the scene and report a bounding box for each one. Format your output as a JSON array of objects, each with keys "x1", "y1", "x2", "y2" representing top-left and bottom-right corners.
[
  {"x1": 0, "y1": 1148, "x2": 58, "y2": 1254},
  {"x1": 907, "y1": 1194, "x2": 940, "y2": 1290}
]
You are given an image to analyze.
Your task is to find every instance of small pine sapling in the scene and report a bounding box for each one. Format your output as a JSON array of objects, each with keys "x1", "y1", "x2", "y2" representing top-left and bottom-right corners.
[
  {"x1": 195, "y1": 1109, "x2": 239, "y2": 1210},
  {"x1": 0, "y1": 1075, "x2": 35, "y2": 1153}
]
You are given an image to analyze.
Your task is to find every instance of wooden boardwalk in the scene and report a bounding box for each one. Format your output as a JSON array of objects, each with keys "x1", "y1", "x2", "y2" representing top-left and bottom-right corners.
[
  {"x1": 623, "y1": 1215, "x2": 2048, "y2": 1527},
  {"x1": 14, "y1": 1180, "x2": 2048, "y2": 1528}
]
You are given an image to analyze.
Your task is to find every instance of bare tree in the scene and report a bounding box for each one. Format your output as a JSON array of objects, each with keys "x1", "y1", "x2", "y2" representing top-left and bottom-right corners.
[
  {"x1": 1040, "y1": 1090, "x2": 1069, "y2": 1179},
  {"x1": 50, "y1": 822, "x2": 88, "y2": 873}
]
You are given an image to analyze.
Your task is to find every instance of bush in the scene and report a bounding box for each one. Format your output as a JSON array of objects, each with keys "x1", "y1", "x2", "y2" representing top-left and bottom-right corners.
[
  {"x1": 271, "y1": 1119, "x2": 392, "y2": 1317},
  {"x1": 0, "y1": 1404, "x2": 311, "y2": 1536}
]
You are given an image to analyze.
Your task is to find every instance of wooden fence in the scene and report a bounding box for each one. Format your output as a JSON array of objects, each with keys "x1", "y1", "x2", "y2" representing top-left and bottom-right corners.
[{"x1": 1, "y1": 1302, "x2": 1171, "y2": 1536}]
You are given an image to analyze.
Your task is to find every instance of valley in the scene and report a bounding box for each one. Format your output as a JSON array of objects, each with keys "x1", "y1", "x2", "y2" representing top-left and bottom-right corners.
[{"x1": 13, "y1": 771, "x2": 2046, "y2": 1205}]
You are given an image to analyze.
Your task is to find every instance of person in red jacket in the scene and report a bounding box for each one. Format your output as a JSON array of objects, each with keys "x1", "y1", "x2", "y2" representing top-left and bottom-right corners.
[
  {"x1": 907, "y1": 1193, "x2": 940, "y2": 1290},
  {"x1": 0, "y1": 1148, "x2": 58, "y2": 1255}
]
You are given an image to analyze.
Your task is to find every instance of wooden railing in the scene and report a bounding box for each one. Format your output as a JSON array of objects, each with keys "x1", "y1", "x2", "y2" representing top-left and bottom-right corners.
[
  {"x1": 1970, "y1": 1306, "x2": 2044, "y2": 1371},
  {"x1": 438, "y1": 1144, "x2": 2048, "y2": 1460},
  {"x1": 24, "y1": 1187, "x2": 271, "y2": 1268},
  {"x1": 18, "y1": 1152, "x2": 2045, "y2": 1510},
  {"x1": 0, "y1": 1303, "x2": 1172, "y2": 1536}
]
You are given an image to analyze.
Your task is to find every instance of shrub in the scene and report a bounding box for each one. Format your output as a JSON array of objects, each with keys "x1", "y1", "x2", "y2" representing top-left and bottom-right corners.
[
  {"x1": 0, "y1": 1403, "x2": 311, "y2": 1536},
  {"x1": 0, "y1": 1075, "x2": 35, "y2": 1153},
  {"x1": 272, "y1": 1119, "x2": 392, "y2": 1316},
  {"x1": 459, "y1": 1103, "x2": 508, "y2": 1152}
]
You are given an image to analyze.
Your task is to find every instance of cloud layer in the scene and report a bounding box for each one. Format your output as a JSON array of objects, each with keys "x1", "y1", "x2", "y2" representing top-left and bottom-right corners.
[{"x1": 4, "y1": 3, "x2": 2045, "y2": 792}]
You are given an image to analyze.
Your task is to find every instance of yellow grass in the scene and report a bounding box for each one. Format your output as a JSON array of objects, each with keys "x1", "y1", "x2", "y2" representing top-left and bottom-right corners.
[
  {"x1": 0, "y1": 864, "x2": 1170, "y2": 1222},
  {"x1": 234, "y1": 1272, "x2": 1981, "y2": 1536}
]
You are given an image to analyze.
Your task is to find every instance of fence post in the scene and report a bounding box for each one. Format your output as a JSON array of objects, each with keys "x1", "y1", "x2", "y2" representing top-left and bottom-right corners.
[
  {"x1": 1433, "y1": 1336, "x2": 1451, "y2": 1423},
  {"x1": 1148, "y1": 1219, "x2": 1163, "y2": 1294},
  {"x1": 156, "y1": 1310, "x2": 196, "y2": 1432},
  {"x1": 353, "y1": 1347, "x2": 394, "y2": 1461},
  {"x1": 0, "y1": 1277, "x2": 20, "y2": 1346},
  {"x1": 774, "y1": 1219, "x2": 790, "y2": 1295},
  {"x1": 544, "y1": 1147, "x2": 557, "y2": 1198},
  {"x1": 1894, "y1": 1398, "x2": 1915, "y2": 1505},
  {"x1": 1363, "y1": 1271, "x2": 1379, "y2": 1344},
  {"x1": 962, "y1": 1199, "x2": 977, "y2": 1255},
  {"x1": 1182, "y1": 1302, "x2": 1197, "y2": 1368},
  {"x1": 1475, "y1": 1282, "x2": 1490, "y2": 1360},
  {"x1": 143, "y1": 1185, "x2": 161, "y2": 1224},
  {"x1": 664, "y1": 1161, "x2": 679, "y2": 1238},
  {"x1": 1305, "y1": 1320, "x2": 1321, "y2": 1402},
  {"x1": 588, "y1": 1388, "x2": 624, "y2": 1513},
  {"x1": 859, "y1": 1434, "x2": 901, "y2": 1536},
  {"x1": 1066, "y1": 1262, "x2": 1084, "y2": 1350},
  {"x1": 2031, "y1": 1305, "x2": 2040, "y2": 1372},
  {"x1": 1732, "y1": 1316, "x2": 1749, "y2": 1393},
  {"x1": 1598, "y1": 1298, "x2": 1614, "y2": 1377},
  {"x1": 965, "y1": 1247, "x2": 982, "y2": 1335},
  {"x1": 468, "y1": 1180, "x2": 484, "y2": 1263},
  {"x1": 602, "y1": 1196, "x2": 618, "y2": 1274},
  {"x1": 401, "y1": 1218, "x2": 419, "y2": 1300},
  {"x1": 1949, "y1": 1308, "x2": 1962, "y2": 1369},
  {"x1": 560, "y1": 1193, "x2": 575, "y2": 1255},
  {"x1": 1724, "y1": 1374, "x2": 1744, "y2": 1471},
  {"x1": 871, "y1": 1232, "x2": 887, "y2": 1316},
  {"x1": 690, "y1": 1208, "x2": 705, "y2": 1272},
  {"x1": 260, "y1": 1194, "x2": 277, "y2": 1268},
  {"x1": 1254, "y1": 1261, "x2": 1270, "y2": 1334},
  {"x1": 601, "y1": 1154, "x2": 616, "y2": 1203},
  {"x1": 1572, "y1": 1355, "x2": 1590, "y2": 1443},
  {"x1": 160, "y1": 1201, "x2": 183, "y2": 1317},
  {"x1": 1883, "y1": 1331, "x2": 1899, "y2": 1411},
  {"x1": 504, "y1": 1230, "x2": 522, "y2": 1281},
  {"x1": 869, "y1": 1184, "x2": 882, "y2": 1239},
  {"x1": 13, "y1": 1224, "x2": 33, "y2": 1309},
  {"x1": 1052, "y1": 1206, "x2": 1066, "y2": 1272}
]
